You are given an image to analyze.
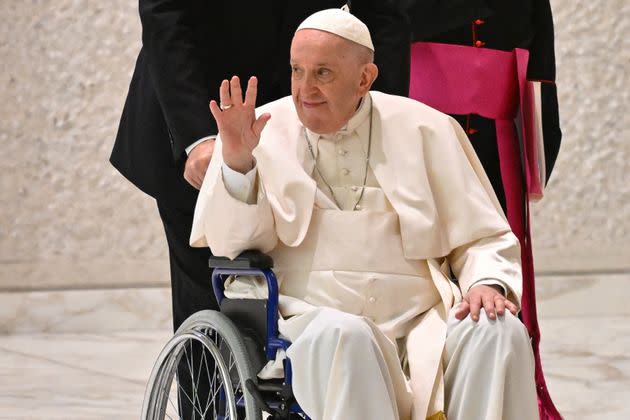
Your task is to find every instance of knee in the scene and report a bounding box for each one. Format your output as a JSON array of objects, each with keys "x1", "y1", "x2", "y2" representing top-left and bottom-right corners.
[
  {"x1": 488, "y1": 311, "x2": 530, "y2": 349},
  {"x1": 300, "y1": 308, "x2": 374, "y2": 353},
  {"x1": 451, "y1": 309, "x2": 531, "y2": 352}
]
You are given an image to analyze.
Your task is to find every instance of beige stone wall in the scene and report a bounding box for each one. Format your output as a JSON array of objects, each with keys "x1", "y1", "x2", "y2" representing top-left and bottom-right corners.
[
  {"x1": 1, "y1": 1, "x2": 628, "y2": 291},
  {"x1": 531, "y1": 0, "x2": 630, "y2": 272},
  {"x1": 0, "y1": 1, "x2": 167, "y2": 291}
]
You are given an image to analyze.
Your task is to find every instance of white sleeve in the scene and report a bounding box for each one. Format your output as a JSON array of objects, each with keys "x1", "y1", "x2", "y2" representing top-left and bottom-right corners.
[
  {"x1": 470, "y1": 279, "x2": 508, "y2": 296},
  {"x1": 221, "y1": 163, "x2": 258, "y2": 204},
  {"x1": 448, "y1": 231, "x2": 523, "y2": 308},
  {"x1": 185, "y1": 135, "x2": 216, "y2": 155}
]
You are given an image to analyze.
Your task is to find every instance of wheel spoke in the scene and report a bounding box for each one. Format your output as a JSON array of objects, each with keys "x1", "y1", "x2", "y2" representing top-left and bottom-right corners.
[
  {"x1": 182, "y1": 342, "x2": 199, "y2": 419},
  {"x1": 166, "y1": 382, "x2": 180, "y2": 419},
  {"x1": 210, "y1": 359, "x2": 219, "y2": 419},
  {"x1": 228, "y1": 350, "x2": 245, "y2": 413},
  {"x1": 192, "y1": 345, "x2": 205, "y2": 415},
  {"x1": 200, "y1": 348, "x2": 215, "y2": 418},
  {"x1": 188, "y1": 341, "x2": 203, "y2": 419},
  {"x1": 143, "y1": 314, "x2": 257, "y2": 420},
  {"x1": 176, "y1": 378, "x2": 183, "y2": 420},
  {"x1": 210, "y1": 380, "x2": 223, "y2": 407},
  {"x1": 229, "y1": 352, "x2": 241, "y2": 390},
  {"x1": 175, "y1": 374, "x2": 207, "y2": 419}
]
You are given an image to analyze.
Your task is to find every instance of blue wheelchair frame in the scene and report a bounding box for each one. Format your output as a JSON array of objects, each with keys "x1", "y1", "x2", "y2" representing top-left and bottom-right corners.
[{"x1": 211, "y1": 260, "x2": 308, "y2": 419}]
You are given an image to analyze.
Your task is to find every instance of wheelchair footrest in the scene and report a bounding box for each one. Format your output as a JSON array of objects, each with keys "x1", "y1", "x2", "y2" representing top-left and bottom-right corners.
[
  {"x1": 257, "y1": 380, "x2": 294, "y2": 400},
  {"x1": 245, "y1": 379, "x2": 274, "y2": 413},
  {"x1": 247, "y1": 379, "x2": 297, "y2": 419}
]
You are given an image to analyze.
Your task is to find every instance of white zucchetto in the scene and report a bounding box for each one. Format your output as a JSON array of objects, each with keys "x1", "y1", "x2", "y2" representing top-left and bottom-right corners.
[{"x1": 296, "y1": 8, "x2": 375, "y2": 51}]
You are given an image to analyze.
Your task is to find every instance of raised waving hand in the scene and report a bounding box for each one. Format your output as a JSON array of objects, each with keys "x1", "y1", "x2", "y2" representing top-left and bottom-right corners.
[{"x1": 209, "y1": 76, "x2": 271, "y2": 173}]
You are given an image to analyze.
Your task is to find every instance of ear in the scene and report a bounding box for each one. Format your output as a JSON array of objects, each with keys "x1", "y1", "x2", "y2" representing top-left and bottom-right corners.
[{"x1": 358, "y1": 63, "x2": 378, "y2": 95}]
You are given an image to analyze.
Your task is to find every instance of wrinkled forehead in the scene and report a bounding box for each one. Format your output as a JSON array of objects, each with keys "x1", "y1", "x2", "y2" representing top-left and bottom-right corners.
[{"x1": 290, "y1": 29, "x2": 359, "y2": 62}]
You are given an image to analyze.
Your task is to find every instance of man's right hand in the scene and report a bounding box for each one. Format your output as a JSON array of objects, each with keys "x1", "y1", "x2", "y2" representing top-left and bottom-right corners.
[
  {"x1": 184, "y1": 139, "x2": 215, "y2": 189},
  {"x1": 209, "y1": 76, "x2": 271, "y2": 174}
]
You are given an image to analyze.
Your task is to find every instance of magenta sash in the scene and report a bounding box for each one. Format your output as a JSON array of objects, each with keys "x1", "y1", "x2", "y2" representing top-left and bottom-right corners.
[
  {"x1": 409, "y1": 41, "x2": 543, "y2": 199},
  {"x1": 410, "y1": 42, "x2": 561, "y2": 420}
]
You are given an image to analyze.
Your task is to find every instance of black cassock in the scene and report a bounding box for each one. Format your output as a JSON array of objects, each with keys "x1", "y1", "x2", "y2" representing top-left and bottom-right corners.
[{"x1": 409, "y1": 0, "x2": 561, "y2": 210}]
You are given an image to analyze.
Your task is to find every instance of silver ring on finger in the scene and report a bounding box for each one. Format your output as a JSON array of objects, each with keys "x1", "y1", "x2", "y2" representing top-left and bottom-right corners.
[{"x1": 220, "y1": 103, "x2": 232, "y2": 110}]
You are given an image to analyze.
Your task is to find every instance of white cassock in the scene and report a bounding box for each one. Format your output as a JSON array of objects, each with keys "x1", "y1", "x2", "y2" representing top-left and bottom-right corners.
[{"x1": 190, "y1": 92, "x2": 538, "y2": 420}]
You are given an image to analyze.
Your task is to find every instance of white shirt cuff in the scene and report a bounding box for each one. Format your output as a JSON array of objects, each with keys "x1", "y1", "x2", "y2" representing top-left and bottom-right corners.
[
  {"x1": 185, "y1": 135, "x2": 216, "y2": 155},
  {"x1": 472, "y1": 278, "x2": 508, "y2": 296},
  {"x1": 221, "y1": 162, "x2": 257, "y2": 203}
]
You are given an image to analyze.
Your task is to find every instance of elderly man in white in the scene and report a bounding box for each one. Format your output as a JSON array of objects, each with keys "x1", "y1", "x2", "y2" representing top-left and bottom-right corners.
[{"x1": 190, "y1": 9, "x2": 539, "y2": 420}]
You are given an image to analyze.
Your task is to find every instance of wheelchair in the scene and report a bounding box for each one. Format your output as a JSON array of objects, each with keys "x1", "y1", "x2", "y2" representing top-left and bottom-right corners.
[{"x1": 141, "y1": 251, "x2": 308, "y2": 420}]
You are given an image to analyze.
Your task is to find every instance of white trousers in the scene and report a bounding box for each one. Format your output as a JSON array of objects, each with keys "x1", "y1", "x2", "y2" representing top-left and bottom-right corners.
[
  {"x1": 444, "y1": 306, "x2": 539, "y2": 420},
  {"x1": 281, "y1": 305, "x2": 538, "y2": 420}
]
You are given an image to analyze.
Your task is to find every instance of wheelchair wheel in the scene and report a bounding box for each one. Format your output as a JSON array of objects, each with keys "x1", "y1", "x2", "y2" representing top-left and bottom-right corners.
[{"x1": 142, "y1": 310, "x2": 262, "y2": 420}]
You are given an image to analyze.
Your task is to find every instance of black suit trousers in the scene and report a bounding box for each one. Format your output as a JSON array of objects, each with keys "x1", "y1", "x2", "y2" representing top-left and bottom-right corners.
[
  {"x1": 157, "y1": 200, "x2": 218, "y2": 330},
  {"x1": 158, "y1": 200, "x2": 217, "y2": 419}
]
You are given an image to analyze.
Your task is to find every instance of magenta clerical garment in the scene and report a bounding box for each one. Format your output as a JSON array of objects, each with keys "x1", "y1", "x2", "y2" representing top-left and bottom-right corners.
[{"x1": 408, "y1": 9, "x2": 562, "y2": 417}]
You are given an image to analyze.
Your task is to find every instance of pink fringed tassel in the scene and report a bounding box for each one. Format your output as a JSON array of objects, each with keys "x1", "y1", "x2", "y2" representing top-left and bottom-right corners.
[{"x1": 498, "y1": 122, "x2": 563, "y2": 420}]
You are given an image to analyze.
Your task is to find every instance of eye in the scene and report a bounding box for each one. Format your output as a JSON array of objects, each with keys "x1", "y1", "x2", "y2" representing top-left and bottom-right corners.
[
  {"x1": 317, "y1": 68, "x2": 331, "y2": 77},
  {"x1": 291, "y1": 66, "x2": 303, "y2": 78}
]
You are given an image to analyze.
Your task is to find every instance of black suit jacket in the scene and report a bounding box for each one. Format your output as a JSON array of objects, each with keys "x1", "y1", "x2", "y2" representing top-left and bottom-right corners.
[{"x1": 111, "y1": 0, "x2": 410, "y2": 209}]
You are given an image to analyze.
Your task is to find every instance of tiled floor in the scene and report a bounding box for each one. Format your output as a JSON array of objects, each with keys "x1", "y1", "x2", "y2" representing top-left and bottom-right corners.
[
  {"x1": 1, "y1": 274, "x2": 629, "y2": 419},
  {"x1": 539, "y1": 316, "x2": 630, "y2": 419},
  {"x1": 0, "y1": 330, "x2": 168, "y2": 420}
]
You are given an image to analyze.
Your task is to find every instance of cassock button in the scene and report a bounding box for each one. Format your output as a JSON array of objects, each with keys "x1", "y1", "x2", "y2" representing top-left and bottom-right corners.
[
  {"x1": 338, "y1": 149, "x2": 347, "y2": 156},
  {"x1": 368, "y1": 296, "x2": 376, "y2": 303},
  {"x1": 341, "y1": 168, "x2": 350, "y2": 175},
  {"x1": 475, "y1": 40, "x2": 486, "y2": 48}
]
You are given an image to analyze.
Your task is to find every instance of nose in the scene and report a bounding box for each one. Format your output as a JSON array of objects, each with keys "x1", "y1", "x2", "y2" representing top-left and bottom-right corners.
[{"x1": 301, "y1": 72, "x2": 318, "y2": 94}]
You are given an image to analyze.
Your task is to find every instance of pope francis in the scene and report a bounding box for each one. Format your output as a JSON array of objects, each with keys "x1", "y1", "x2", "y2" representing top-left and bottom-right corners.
[{"x1": 190, "y1": 8, "x2": 539, "y2": 420}]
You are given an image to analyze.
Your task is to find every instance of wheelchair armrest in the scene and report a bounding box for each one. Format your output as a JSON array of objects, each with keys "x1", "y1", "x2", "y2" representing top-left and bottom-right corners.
[
  {"x1": 208, "y1": 250, "x2": 274, "y2": 269},
  {"x1": 210, "y1": 258, "x2": 282, "y2": 361}
]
